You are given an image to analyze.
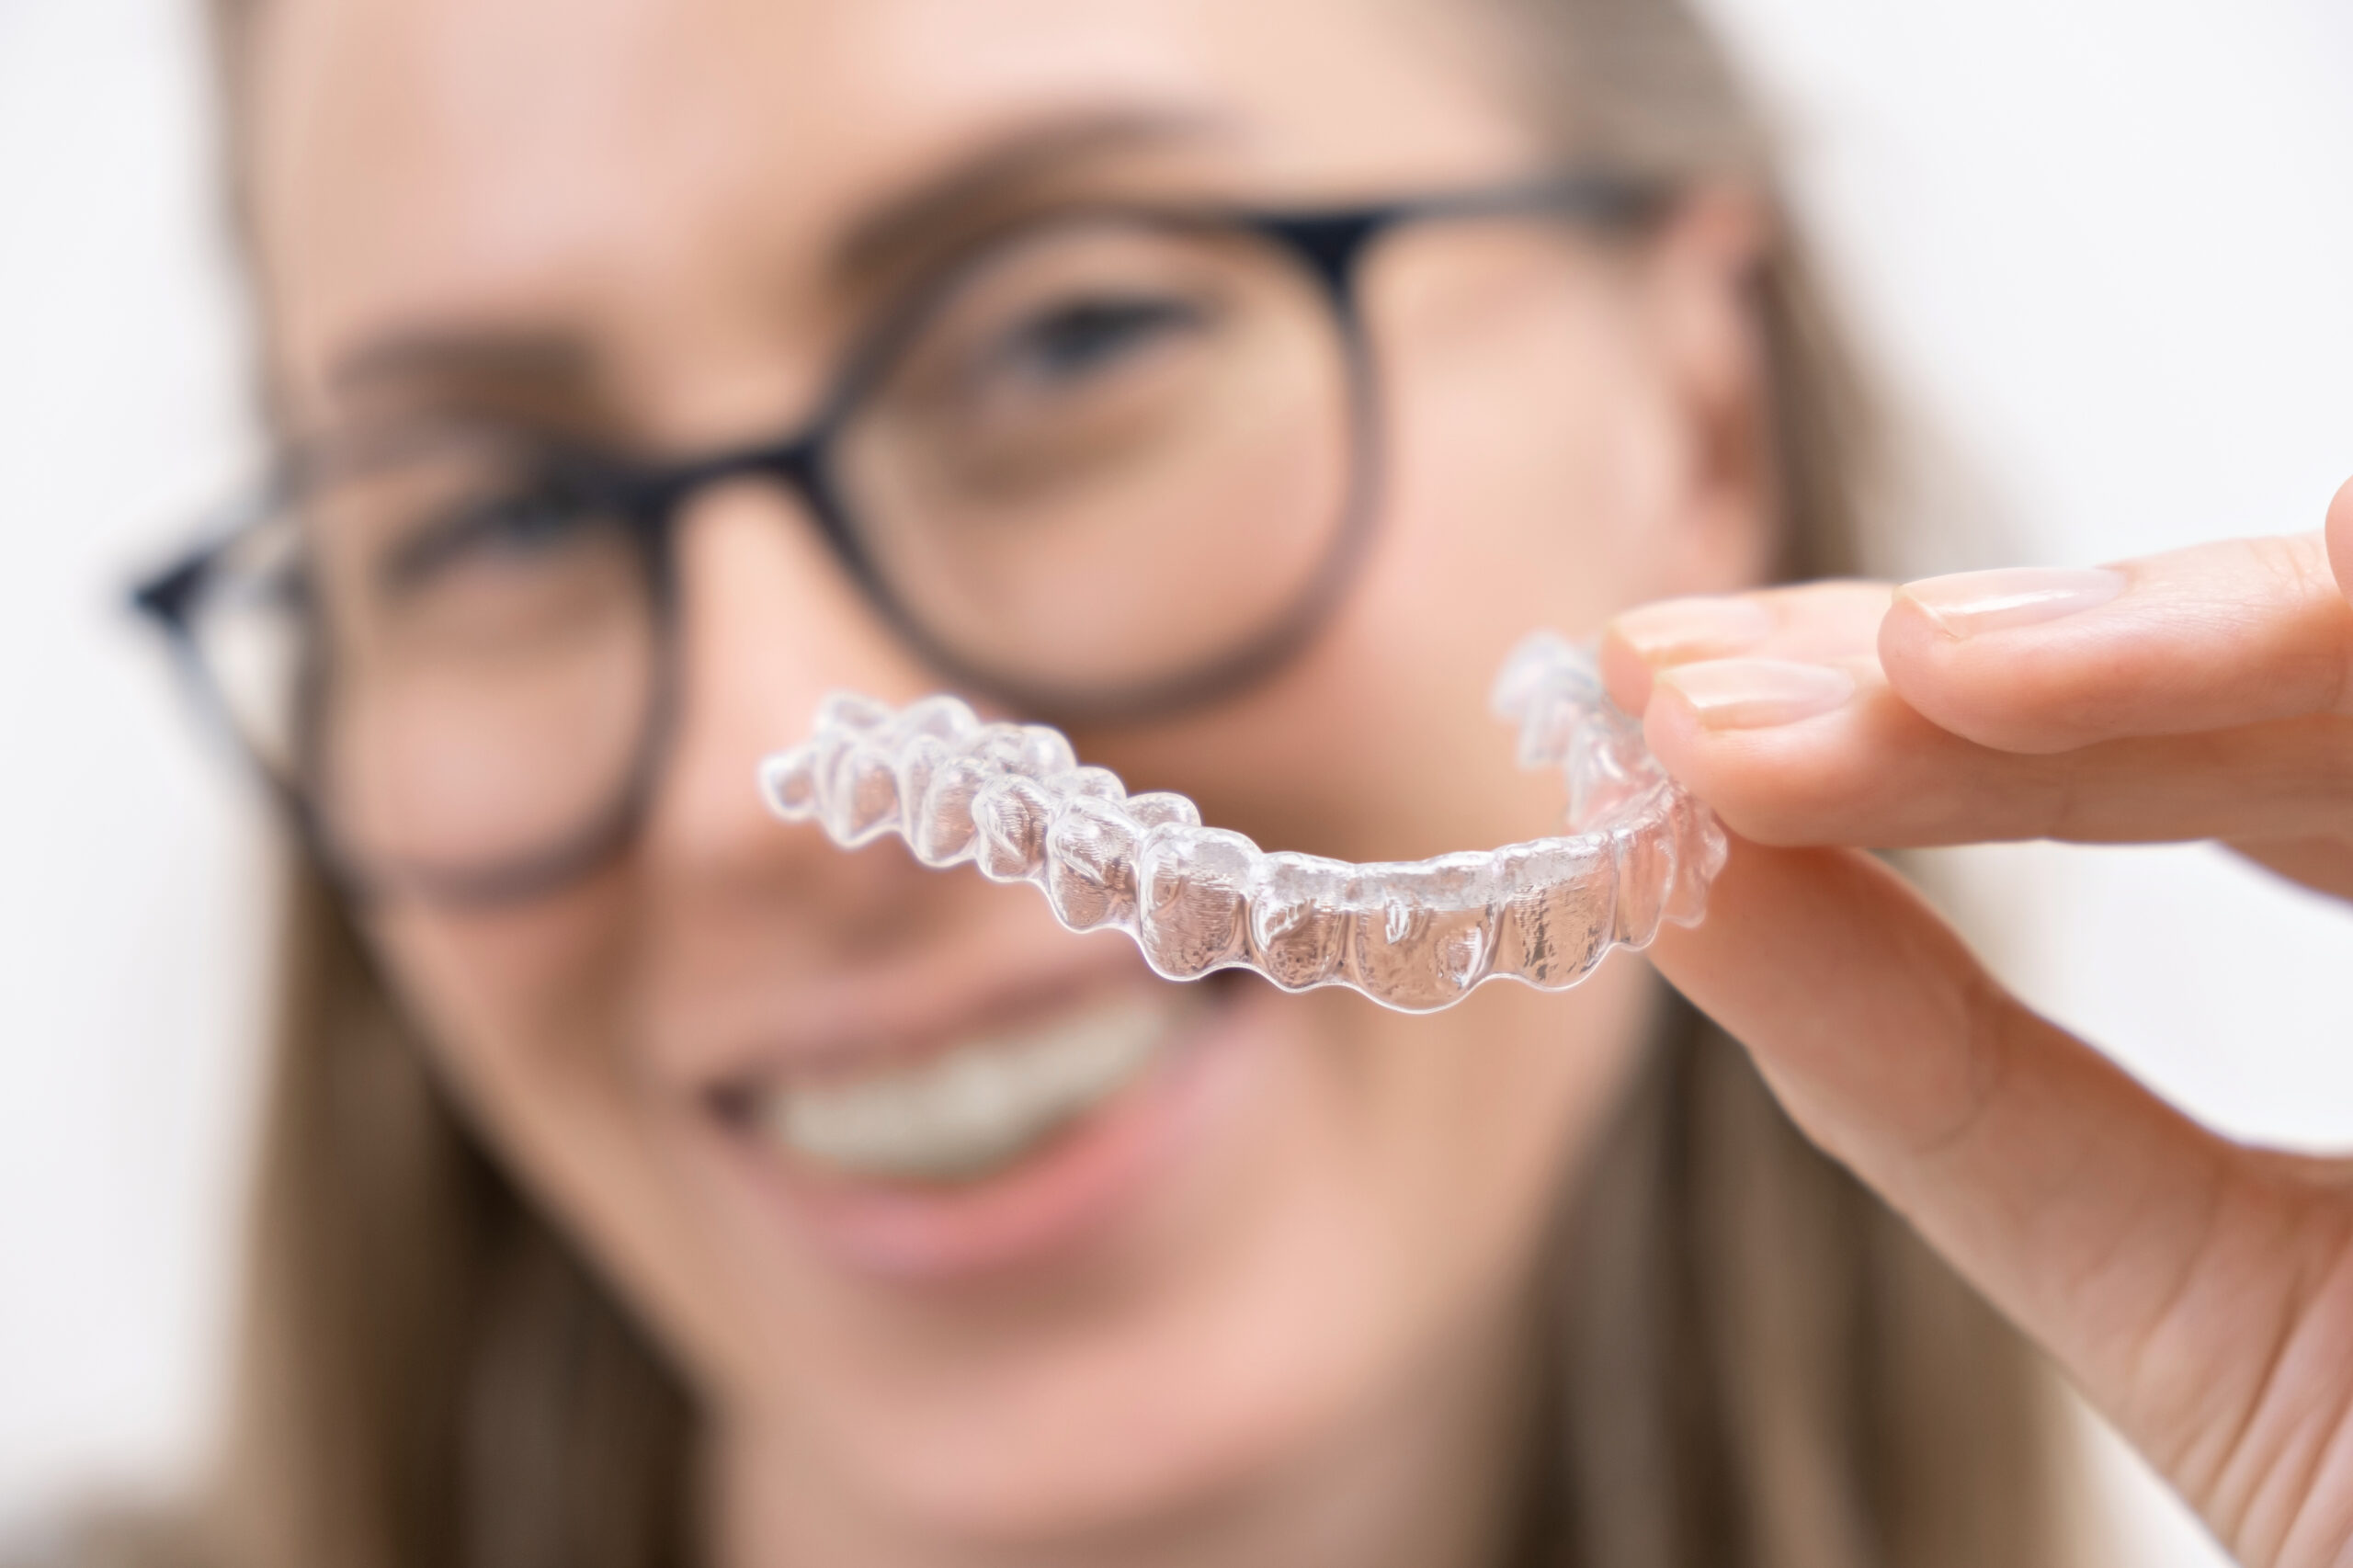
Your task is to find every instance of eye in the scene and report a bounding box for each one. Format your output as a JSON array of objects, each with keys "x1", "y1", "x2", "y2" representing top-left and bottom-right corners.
[
  {"x1": 977, "y1": 293, "x2": 1211, "y2": 396},
  {"x1": 377, "y1": 482, "x2": 608, "y2": 596}
]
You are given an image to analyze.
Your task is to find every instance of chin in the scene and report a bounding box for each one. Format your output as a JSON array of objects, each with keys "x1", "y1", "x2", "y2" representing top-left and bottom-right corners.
[
  {"x1": 668, "y1": 973, "x2": 1449, "y2": 1545},
  {"x1": 788, "y1": 1277, "x2": 1402, "y2": 1550}
]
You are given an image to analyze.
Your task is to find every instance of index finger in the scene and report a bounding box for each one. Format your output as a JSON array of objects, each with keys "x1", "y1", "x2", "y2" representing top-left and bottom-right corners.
[{"x1": 1879, "y1": 484, "x2": 2353, "y2": 756}]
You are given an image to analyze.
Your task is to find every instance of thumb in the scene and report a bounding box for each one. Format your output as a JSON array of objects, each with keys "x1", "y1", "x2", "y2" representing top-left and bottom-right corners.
[{"x1": 1647, "y1": 838, "x2": 2353, "y2": 1564}]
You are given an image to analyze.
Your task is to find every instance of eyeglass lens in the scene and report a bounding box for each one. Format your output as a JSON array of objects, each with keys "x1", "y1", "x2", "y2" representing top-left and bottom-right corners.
[
  {"x1": 177, "y1": 199, "x2": 1610, "y2": 892},
  {"x1": 835, "y1": 213, "x2": 1356, "y2": 696}
]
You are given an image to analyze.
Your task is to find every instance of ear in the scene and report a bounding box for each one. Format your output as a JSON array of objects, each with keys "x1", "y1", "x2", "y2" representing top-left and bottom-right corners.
[{"x1": 1640, "y1": 184, "x2": 1780, "y2": 597}]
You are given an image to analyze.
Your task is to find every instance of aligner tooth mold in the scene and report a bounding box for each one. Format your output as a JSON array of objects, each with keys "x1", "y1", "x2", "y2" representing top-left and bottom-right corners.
[{"x1": 756, "y1": 632, "x2": 1726, "y2": 1014}]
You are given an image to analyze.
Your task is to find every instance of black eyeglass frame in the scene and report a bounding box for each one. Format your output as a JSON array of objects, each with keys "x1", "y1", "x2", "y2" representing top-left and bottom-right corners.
[{"x1": 131, "y1": 169, "x2": 1671, "y2": 906}]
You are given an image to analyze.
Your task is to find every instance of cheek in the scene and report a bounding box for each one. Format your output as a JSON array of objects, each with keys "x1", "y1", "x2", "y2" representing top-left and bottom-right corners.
[
  {"x1": 1337, "y1": 956, "x2": 1655, "y2": 1299},
  {"x1": 1090, "y1": 272, "x2": 1673, "y2": 871},
  {"x1": 370, "y1": 875, "x2": 638, "y2": 1107},
  {"x1": 368, "y1": 881, "x2": 648, "y2": 1250},
  {"x1": 1377, "y1": 250, "x2": 1688, "y2": 637},
  {"x1": 364, "y1": 875, "x2": 750, "y2": 1385},
  {"x1": 1119, "y1": 253, "x2": 1694, "y2": 871}
]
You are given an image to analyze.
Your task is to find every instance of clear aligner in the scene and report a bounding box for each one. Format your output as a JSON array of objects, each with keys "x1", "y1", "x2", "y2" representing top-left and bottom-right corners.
[{"x1": 756, "y1": 633, "x2": 1725, "y2": 1014}]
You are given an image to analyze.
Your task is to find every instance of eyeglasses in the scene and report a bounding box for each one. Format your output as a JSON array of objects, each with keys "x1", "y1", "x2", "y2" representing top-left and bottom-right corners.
[{"x1": 132, "y1": 171, "x2": 1667, "y2": 905}]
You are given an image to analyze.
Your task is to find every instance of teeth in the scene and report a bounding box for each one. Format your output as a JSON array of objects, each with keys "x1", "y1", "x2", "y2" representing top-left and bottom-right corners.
[
  {"x1": 814, "y1": 691, "x2": 894, "y2": 734},
  {"x1": 1663, "y1": 790, "x2": 1726, "y2": 924},
  {"x1": 972, "y1": 774, "x2": 1054, "y2": 882},
  {"x1": 759, "y1": 634, "x2": 1726, "y2": 1014},
  {"x1": 1490, "y1": 839, "x2": 1613, "y2": 988},
  {"x1": 1137, "y1": 827, "x2": 1255, "y2": 979},
  {"x1": 1346, "y1": 853, "x2": 1496, "y2": 1011},
  {"x1": 1044, "y1": 796, "x2": 1141, "y2": 932},
  {"x1": 1610, "y1": 820, "x2": 1671, "y2": 949},
  {"x1": 1246, "y1": 853, "x2": 1350, "y2": 992},
  {"x1": 894, "y1": 694, "x2": 980, "y2": 744},
  {"x1": 831, "y1": 747, "x2": 902, "y2": 846},
  {"x1": 757, "y1": 744, "x2": 820, "y2": 817},
  {"x1": 765, "y1": 994, "x2": 1176, "y2": 1182},
  {"x1": 914, "y1": 754, "x2": 991, "y2": 867}
]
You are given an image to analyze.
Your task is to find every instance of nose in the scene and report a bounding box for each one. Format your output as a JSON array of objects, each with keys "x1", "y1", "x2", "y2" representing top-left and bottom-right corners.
[{"x1": 633, "y1": 476, "x2": 950, "y2": 960}]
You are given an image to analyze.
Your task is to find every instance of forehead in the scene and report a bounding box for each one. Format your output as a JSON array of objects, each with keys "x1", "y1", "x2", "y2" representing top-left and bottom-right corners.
[{"x1": 247, "y1": 0, "x2": 1539, "y2": 416}]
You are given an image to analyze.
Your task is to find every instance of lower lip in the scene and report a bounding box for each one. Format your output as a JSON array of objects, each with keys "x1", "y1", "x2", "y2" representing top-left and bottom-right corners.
[{"x1": 714, "y1": 982, "x2": 1259, "y2": 1283}]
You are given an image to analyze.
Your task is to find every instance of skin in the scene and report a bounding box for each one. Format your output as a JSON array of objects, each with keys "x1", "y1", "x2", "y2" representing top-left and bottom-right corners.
[
  {"x1": 1601, "y1": 480, "x2": 2353, "y2": 1568},
  {"x1": 245, "y1": 2, "x2": 1776, "y2": 1566},
  {"x1": 239, "y1": 0, "x2": 2353, "y2": 1561}
]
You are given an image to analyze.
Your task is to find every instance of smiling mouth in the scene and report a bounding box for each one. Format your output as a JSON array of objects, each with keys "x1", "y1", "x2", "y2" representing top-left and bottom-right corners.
[{"x1": 726, "y1": 987, "x2": 1198, "y2": 1186}]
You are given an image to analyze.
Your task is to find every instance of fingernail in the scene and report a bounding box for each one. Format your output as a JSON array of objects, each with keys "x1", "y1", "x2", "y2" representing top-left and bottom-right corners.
[
  {"x1": 1656, "y1": 658, "x2": 1856, "y2": 729},
  {"x1": 1611, "y1": 595, "x2": 1775, "y2": 662},
  {"x1": 1899, "y1": 566, "x2": 2124, "y2": 637}
]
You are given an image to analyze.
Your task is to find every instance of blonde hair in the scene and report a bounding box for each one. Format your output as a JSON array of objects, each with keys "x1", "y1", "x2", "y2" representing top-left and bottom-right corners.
[{"x1": 172, "y1": 2, "x2": 2066, "y2": 1566}]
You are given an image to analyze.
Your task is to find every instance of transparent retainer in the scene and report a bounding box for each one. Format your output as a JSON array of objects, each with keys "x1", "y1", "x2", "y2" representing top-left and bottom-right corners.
[{"x1": 757, "y1": 631, "x2": 1725, "y2": 1015}]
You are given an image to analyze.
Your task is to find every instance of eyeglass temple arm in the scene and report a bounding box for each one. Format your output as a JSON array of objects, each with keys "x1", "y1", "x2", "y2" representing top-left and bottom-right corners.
[
  {"x1": 129, "y1": 550, "x2": 212, "y2": 632},
  {"x1": 1386, "y1": 171, "x2": 1677, "y2": 229}
]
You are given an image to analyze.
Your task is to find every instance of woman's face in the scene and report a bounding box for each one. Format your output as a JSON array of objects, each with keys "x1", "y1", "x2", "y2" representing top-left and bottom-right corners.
[{"x1": 250, "y1": 0, "x2": 1771, "y2": 1552}]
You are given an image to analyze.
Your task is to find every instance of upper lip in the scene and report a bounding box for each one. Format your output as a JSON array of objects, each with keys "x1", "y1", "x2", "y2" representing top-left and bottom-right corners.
[{"x1": 666, "y1": 938, "x2": 1165, "y2": 1109}]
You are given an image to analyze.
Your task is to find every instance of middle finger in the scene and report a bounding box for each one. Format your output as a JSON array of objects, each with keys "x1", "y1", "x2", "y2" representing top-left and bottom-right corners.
[{"x1": 1603, "y1": 587, "x2": 2353, "y2": 849}]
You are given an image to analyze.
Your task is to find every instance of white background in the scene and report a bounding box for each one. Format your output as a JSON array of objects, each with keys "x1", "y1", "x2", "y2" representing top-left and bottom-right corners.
[{"x1": 2, "y1": 0, "x2": 2347, "y2": 1561}]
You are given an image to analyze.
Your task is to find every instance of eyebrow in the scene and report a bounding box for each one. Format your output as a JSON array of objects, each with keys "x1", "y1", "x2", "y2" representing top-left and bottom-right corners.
[
  {"x1": 322, "y1": 108, "x2": 1221, "y2": 415},
  {"x1": 326, "y1": 329, "x2": 597, "y2": 408},
  {"x1": 831, "y1": 108, "x2": 1220, "y2": 290}
]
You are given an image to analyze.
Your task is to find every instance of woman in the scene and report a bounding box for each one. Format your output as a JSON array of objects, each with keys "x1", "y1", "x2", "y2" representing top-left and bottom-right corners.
[{"x1": 118, "y1": 0, "x2": 2353, "y2": 1563}]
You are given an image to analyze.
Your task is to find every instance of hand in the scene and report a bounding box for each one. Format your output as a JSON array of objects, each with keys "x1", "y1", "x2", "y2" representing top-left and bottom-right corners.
[{"x1": 1599, "y1": 476, "x2": 2353, "y2": 1568}]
